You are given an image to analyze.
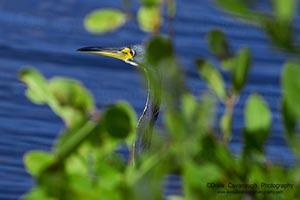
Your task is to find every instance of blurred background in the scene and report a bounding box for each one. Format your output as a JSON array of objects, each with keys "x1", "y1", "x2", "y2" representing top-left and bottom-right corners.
[{"x1": 0, "y1": 0, "x2": 297, "y2": 199}]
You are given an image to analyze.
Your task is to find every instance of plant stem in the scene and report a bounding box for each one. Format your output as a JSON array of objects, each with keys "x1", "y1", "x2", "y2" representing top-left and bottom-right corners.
[{"x1": 54, "y1": 121, "x2": 96, "y2": 164}]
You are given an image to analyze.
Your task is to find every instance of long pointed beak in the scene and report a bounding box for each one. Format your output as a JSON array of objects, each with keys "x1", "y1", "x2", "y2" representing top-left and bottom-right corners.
[{"x1": 77, "y1": 46, "x2": 127, "y2": 61}]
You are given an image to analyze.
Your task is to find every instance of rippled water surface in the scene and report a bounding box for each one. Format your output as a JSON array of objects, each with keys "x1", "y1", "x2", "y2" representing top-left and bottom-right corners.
[{"x1": 0, "y1": 1, "x2": 298, "y2": 199}]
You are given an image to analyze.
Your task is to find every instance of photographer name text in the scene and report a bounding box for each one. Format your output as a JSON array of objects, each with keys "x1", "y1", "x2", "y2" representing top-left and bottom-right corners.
[{"x1": 207, "y1": 182, "x2": 294, "y2": 190}]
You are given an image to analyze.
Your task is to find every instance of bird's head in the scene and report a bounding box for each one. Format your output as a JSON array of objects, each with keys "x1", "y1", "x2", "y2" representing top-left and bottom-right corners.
[{"x1": 77, "y1": 45, "x2": 144, "y2": 67}]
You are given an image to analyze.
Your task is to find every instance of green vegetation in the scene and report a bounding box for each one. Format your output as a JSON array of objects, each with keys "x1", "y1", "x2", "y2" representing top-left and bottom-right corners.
[
  {"x1": 84, "y1": 9, "x2": 126, "y2": 34},
  {"x1": 21, "y1": 0, "x2": 300, "y2": 199}
]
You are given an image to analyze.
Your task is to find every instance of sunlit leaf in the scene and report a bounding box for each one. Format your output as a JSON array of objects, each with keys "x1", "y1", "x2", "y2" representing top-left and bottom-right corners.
[
  {"x1": 245, "y1": 94, "x2": 271, "y2": 133},
  {"x1": 49, "y1": 78, "x2": 94, "y2": 113},
  {"x1": 138, "y1": 6, "x2": 162, "y2": 33},
  {"x1": 196, "y1": 60, "x2": 227, "y2": 100},
  {"x1": 181, "y1": 94, "x2": 197, "y2": 121},
  {"x1": 48, "y1": 77, "x2": 95, "y2": 126},
  {"x1": 20, "y1": 68, "x2": 95, "y2": 127},
  {"x1": 232, "y1": 48, "x2": 251, "y2": 93},
  {"x1": 22, "y1": 188, "x2": 55, "y2": 200},
  {"x1": 273, "y1": 0, "x2": 296, "y2": 22},
  {"x1": 19, "y1": 68, "x2": 49, "y2": 104},
  {"x1": 84, "y1": 9, "x2": 126, "y2": 34},
  {"x1": 167, "y1": 196, "x2": 184, "y2": 200},
  {"x1": 221, "y1": 57, "x2": 235, "y2": 71},
  {"x1": 67, "y1": 174, "x2": 98, "y2": 199},
  {"x1": 220, "y1": 110, "x2": 232, "y2": 142},
  {"x1": 95, "y1": 161, "x2": 122, "y2": 190},
  {"x1": 24, "y1": 151, "x2": 54, "y2": 176},
  {"x1": 244, "y1": 93, "x2": 271, "y2": 151},
  {"x1": 184, "y1": 161, "x2": 221, "y2": 187},
  {"x1": 207, "y1": 29, "x2": 230, "y2": 59}
]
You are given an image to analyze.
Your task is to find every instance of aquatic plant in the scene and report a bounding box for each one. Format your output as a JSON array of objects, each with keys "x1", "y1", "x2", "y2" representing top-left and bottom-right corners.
[{"x1": 21, "y1": 0, "x2": 300, "y2": 199}]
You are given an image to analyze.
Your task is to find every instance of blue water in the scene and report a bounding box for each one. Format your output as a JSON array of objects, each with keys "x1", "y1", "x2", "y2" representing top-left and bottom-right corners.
[{"x1": 0, "y1": 0, "x2": 298, "y2": 199}]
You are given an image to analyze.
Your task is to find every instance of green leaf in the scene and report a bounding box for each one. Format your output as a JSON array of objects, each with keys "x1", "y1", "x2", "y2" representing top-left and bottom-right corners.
[
  {"x1": 214, "y1": 144, "x2": 235, "y2": 172},
  {"x1": 213, "y1": 0, "x2": 267, "y2": 24},
  {"x1": 213, "y1": 0, "x2": 249, "y2": 16},
  {"x1": 273, "y1": 0, "x2": 296, "y2": 22},
  {"x1": 141, "y1": 0, "x2": 162, "y2": 6},
  {"x1": 102, "y1": 102, "x2": 137, "y2": 139},
  {"x1": 138, "y1": 6, "x2": 162, "y2": 33},
  {"x1": 65, "y1": 154, "x2": 88, "y2": 176},
  {"x1": 244, "y1": 93, "x2": 271, "y2": 151},
  {"x1": 165, "y1": 111, "x2": 184, "y2": 139},
  {"x1": 263, "y1": 19, "x2": 294, "y2": 51},
  {"x1": 95, "y1": 160, "x2": 123, "y2": 190},
  {"x1": 196, "y1": 60, "x2": 227, "y2": 100},
  {"x1": 22, "y1": 188, "x2": 56, "y2": 200},
  {"x1": 220, "y1": 110, "x2": 232, "y2": 142},
  {"x1": 67, "y1": 174, "x2": 98, "y2": 199},
  {"x1": 145, "y1": 37, "x2": 173, "y2": 66},
  {"x1": 247, "y1": 164, "x2": 266, "y2": 185},
  {"x1": 20, "y1": 68, "x2": 95, "y2": 127},
  {"x1": 207, "y1": 29, "x2": 230, "y2": 59},
  {"x1": 38, "y1": 164, "x2": 68, "y2": 198},
  {"x1": 282, "y1": 62, "x2": 300, "y2": 120},
  {"x1": 181, "y1": 94, "x2": 197, "y2": 121},
  {"x1": 19, "y1": 68, "x2": 49, "y2": 104},
  {"x1": 49, "y1": 78, "x2": 94, "y2": 113},
  {"x1": 232, "y1": 48, "x2": 251, "y2": 93},
  {"x1": 184, "y1": 161, "x2": 221, "y2": 187},
  {"x1": 282, "y1": 62, "x2": 300, "y2": 155},
  {"x1": 290, "y1": 166, "x2": 300, "y2": 184},
  {"x1": 84, "y1": 9, "x2": 126, "y2": 34},
  {"x1": 54, "y1": 121, "x2": 96, "y2": 162},
  {"x1": 48, "y1": 78, "x2": 95, "y2": 126},
  {"x1": 245, "y1": 93, "x2": 271, "y2": 133},
  {"x1": 282, "y1": 98, "x2": 297, "y2": 132},
  {"x1": 24, "y1": 151, "x2": 54, "y2": 176},
  {"x1": 195, "y1": 92, "x2": 217, "y2": 132},
  {"x1": 167, "y1": 196, "x2": 184, "y2": 200},
  {"x1": 221, "y1": 57, "x2": 235, "y2": 71},
  {"x1": 282, "y1": 99, "x2": 300, "y2": 156}
]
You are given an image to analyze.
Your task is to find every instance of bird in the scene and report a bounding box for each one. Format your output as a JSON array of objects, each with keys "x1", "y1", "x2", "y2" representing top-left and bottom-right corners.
[{"x1": 77, "y1": 45, "x2": 161, "y2": 160}]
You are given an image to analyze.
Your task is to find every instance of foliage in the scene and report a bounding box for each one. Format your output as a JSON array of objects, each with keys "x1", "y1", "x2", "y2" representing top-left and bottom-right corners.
[
  {"x1": 19, "y1": 68, "x2": 95, "y2": 127},
  {"x1": 84, "y1": 9, "x2": 126, "y2": 34},
  {"x1": 213, "y1": 0, "x2": 300, "y2": 53},
  {"x1": 21, "y1": 0, "x2": 300, "y2": 200}
]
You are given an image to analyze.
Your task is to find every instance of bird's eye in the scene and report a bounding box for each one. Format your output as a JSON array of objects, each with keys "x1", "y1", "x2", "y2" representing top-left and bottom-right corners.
[{"x1": 130, "y1": 49, "x2": 135, "y2": 56}]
